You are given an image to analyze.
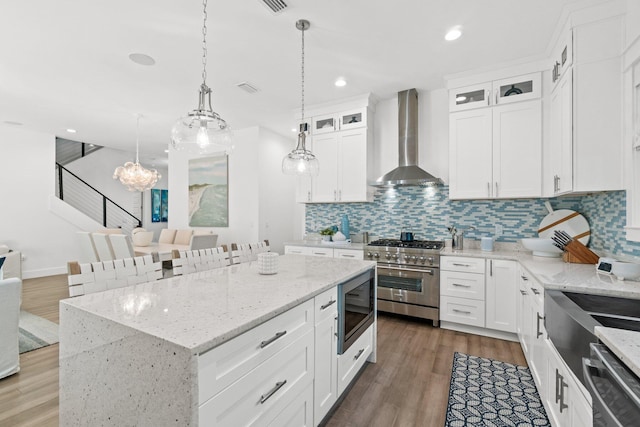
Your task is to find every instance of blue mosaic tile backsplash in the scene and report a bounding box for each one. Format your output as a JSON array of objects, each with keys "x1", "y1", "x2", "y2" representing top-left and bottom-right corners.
[{"x1": 305, "y1": 186, "x2": 640, "y2": 258}]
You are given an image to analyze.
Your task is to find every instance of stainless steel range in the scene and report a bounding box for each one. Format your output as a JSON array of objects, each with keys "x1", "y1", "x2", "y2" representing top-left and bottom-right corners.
[{"x1": 365, "y1": 239, "x2": 443, "y2": 326}]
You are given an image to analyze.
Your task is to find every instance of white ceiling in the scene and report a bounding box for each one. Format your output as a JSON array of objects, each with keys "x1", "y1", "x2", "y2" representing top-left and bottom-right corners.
[{"x1": 0, "y1": 0, "x2": 598, "y2": 166}]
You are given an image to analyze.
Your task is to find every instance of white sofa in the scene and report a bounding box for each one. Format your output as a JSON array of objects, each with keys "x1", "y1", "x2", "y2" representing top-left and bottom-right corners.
[
  {"x1": 0, "y1": 277, "x2": 21, "y2": 379},
  {"x1": 0, "y1": 244, "x2": 21, "y2": 279}
]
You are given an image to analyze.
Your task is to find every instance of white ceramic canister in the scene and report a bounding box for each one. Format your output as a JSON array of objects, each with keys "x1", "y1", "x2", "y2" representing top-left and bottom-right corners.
[{"x1": 481, "y1": 236, "x2": 494, "y2": 252}]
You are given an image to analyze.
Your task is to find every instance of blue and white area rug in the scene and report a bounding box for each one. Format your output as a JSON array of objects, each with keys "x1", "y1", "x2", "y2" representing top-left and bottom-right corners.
[
  {"x1": 445, "y1": 352, "x2": 550, "y2": 427},
  {"x1": 18, "y1": 310, "x2": 59, "y2": 354}
]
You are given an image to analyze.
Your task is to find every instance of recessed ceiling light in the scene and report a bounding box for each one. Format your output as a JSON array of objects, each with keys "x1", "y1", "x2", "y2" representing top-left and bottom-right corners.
[
  {"x1": 445, "y1": 27, "x2": 462, "y2": 41},
  {"x1": 291, "y1": 128, "x2": 297, "y2": 132},
  {"x1": 129, "y1": 53, "x2": 156, "y2": 66},
  {"x1": 3, "y1": 120, "x2": 22, "y2": 126},
  {"x1": 334, "y1": 78, "x2": 347, "y2": 87},
  {"x1": 164, "y1": 149, "x2": 169, "y2": 153},
  {"x1": 66, "y1": 128, "x2": 77, "y2": 133}
]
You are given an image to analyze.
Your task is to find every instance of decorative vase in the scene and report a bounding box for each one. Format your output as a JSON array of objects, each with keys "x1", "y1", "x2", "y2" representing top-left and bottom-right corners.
[{"x1": 341, "y1": 215, "x2": 350, "y2": 239}]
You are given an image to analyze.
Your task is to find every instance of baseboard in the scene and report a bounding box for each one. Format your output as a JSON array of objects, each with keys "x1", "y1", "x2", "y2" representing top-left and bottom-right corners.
[
  {"x1": 441, "y1": 321, "x2": 519, "y2": 342},
  {"x1": 22, "y1": 266, "x2": 66, "y2": 279}
]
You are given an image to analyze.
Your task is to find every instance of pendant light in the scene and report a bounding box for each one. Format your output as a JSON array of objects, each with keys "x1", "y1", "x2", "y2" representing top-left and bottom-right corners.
[
  {"x1": 114, "y1": 115, "x2": 161, "y2": 192},
  {"x1": 282, "y1": 19, "x2": 319, "y2": 176},
  {"x1": 171, "y1": 0, "x2": 232, "y2": 154}
]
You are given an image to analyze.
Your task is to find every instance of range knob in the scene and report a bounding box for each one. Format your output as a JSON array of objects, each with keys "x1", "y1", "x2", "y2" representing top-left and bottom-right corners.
[
  {"x1": 411, "y1": 255, "x2": 417, "y2": 261},
  {"x1": 427, "y1": 256, "x2": 435, "y2": 264},
  {"x1": 419, "y1": 256, "x2": 426, "y2": 263},
  {"x1": 366, "y1": 252, "x2": 373, "y2": 258},
  {"x1": 393, "y1": 253, "x2": 399, "y2": 260},
  {"x1": 374, "y1": 253, "x2": 380, "y2": 259},
  {"x1": 385, "y1": 253, "x2": 391, "y2": 260}
]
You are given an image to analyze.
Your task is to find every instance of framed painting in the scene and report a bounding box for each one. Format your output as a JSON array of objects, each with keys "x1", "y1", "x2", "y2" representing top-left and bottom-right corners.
[
  {"x1": 160, "y1": 189, "x2": 168, "y2": 222},
  {"x1": 151, "y1": 189, "x2": 161, "y2": 223},
  {"x1": 188, "y1": 155, "x2": 228, "y2": 227}
]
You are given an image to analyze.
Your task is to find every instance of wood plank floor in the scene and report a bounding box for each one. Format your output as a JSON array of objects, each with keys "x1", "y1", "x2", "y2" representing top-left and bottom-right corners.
[{"x1": 0, "y1": 275, "x2": 526, "y2": 427}]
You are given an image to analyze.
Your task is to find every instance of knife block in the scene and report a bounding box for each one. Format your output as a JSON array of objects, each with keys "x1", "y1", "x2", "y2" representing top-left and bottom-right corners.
[{"x1": 561, "y1": 240, "x2": 600, "y2": 264}]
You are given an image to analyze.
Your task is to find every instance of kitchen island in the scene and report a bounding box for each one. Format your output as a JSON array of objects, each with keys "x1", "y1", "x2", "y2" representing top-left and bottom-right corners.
[{"x1": 59, "y1": 255, "x2": 376, "y2": 426}]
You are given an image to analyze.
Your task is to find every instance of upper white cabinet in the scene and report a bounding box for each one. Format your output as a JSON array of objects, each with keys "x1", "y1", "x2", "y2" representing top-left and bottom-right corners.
[
  {"x1": 449, "y1": 73, "x2": 542, "y2": 200},
  {"x1": 625, "y1": 45, "x2": 640, "y2": 241},
  {"x1": 545, "y1": 13, "x2": 624, "y2": 196},
  {"x1": 295, "y1": 95, "x2": 375, "y2": 203},
  {"x1": 449, "y1": 73, "x2": 541, "y2": 112}
]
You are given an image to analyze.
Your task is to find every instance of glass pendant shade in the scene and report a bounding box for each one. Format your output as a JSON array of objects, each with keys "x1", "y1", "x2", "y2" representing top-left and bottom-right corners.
[
  {"x1": 282, "y1": 125, "x2": 319, "y2": 176},
  {"x1": 171, "y1": 84, "x2": 233, "y2": 155}
]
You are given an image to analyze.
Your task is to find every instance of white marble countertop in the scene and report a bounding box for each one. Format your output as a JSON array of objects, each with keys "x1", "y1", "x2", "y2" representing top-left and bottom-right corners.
[
  {"x1": 284, "y1": 240, "x2": 366, "y2": 250},
  {"x1": 60, "y1": 255, "x2": 375, "y2": 354},
  {"x1": 595, "y1": 327, "x2": 640, "y2": 378}
]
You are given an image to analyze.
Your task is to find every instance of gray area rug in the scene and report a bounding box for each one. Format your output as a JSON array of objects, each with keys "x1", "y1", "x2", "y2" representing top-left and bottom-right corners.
[
  {"x1": 18, "y1": 310, "x2": 59, "y2": 354},
  {"x1": 445, "y1": 352, "x2": 550, "y2": 427}
]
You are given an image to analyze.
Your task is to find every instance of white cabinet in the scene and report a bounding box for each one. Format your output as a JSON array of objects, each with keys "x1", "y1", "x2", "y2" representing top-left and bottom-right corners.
[
  {"x1": 314, "y1": 287, "x2": 338, "y2": 424},
  {"x1": 545, "y1": 14, "x2": 624, "y2": 196},
  {"x1": 517, "y1": 267, "x2": 546, "y2": 392},
  {"x1": 544, "y1": 340, "x2": 593, "y2": 427},
  {"x1": 284, "y1": 245, "x2": 364, "y2": 260},
  {"x1": 449, "y1": 73, "x2": 541, "y2": 112},
  {"x1": 485, "y1": 259, "x2": 517, "y2": 333},
  {"x1": 337, "y1": 325, "x2": 373, "y2": 396},
  {"x1": 311, "y1": 128, "x2": 369, "y2": 203},
  {"x1": 449, "y1": 73, "x2": 542, "y2": 200},
  {"x1": 295, "y1": 96, "x2": 375, "y2": 204},
  {"x1": 625, "y1": 44, "x2": 640, "y2": 241},
  {"x1": 440, "y1": 256, "x2": 486, "y2": 327}
]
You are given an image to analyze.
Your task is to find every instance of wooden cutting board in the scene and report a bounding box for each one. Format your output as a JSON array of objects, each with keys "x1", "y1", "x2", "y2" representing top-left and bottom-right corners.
[{"x1": 538, "y1": 209, "x2": 590, "y2": 245}]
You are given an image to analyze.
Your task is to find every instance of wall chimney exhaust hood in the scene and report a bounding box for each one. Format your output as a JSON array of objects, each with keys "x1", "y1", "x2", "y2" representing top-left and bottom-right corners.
[{"x1": 373, "y1": 89, "x2": 443, "y2": 187}]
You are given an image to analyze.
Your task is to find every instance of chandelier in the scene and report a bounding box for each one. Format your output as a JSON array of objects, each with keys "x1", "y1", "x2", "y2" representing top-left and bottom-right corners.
[
  {"x1": 113, "y1": 115, "x2": 161, "y2": 192},
  {"x1": 171, "y1": 0, "x2": 232, "y2": 154},
  {"x1": 282, "y1": 19, "x2": 319, "y2": 176}
]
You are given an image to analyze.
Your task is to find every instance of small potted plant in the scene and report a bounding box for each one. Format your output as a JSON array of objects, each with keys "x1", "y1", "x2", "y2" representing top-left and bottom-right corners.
[{"x1": 319, "y1": 228, "x2": 335, "y2": 242}]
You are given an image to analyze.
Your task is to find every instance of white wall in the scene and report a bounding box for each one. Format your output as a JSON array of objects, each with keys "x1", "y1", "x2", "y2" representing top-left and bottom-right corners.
[
  {"x1": 0, "y1": 125, "x2": 83, "y2": 278},
  {"x1": 168, "y1": 126, "x2": 296, "y2": 253},
  {"x1": 373, "y1": 88, "x2": 450, "y2": 182},
  {"x1": 627, "y1": 0, "x2": 640, "y2": 48}
]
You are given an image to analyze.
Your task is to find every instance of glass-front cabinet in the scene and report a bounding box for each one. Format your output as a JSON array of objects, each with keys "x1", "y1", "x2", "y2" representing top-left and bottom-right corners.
[
  {"x1": 312, "y1": 107, "x2": 367, "y2": 134},
  {"x1": 449, "y1": 73, "x2": 541, "y2": 111}
]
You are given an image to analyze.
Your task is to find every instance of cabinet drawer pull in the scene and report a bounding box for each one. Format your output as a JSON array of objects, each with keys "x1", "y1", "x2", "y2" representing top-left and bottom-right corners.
[
  {"x1": 487, "y1": 182, "x2": 491, "y2": 197},
  {"x1": 452, "y1": 263, "x2": 471, "y2": 267},
  {"x1": 521, "y1": 275, "x2": 529, "y2": 281},
  {"x1": 260, "y1": 331, "x2": 287, "y2": 348},
  {"x1": 259, "y1": 380, "x2": 287, "y2": 404},
  {"x1": 531, "y1": 287, "x2": 540, "y2": 295},
  {"x1": 536, "y1": 312, "x2": 544, "y2": 338},
  {"x1": 452, "y1": 283, "x2": 471, "y2": 288},
  {"x1": 341, "y1": 254, "x2": 355, "y2": 258},
  {"x1": 520, "y1": 290, "x2": 528, "y2": 295},
  {"x1": 354, "y1": 348, "x2": 365, "y2": 360},
  {"x1": 452, "y1": 308, "x2": 472, "y2": 315},
  {"x1": 320, "y1": 299, "x2": 336, "y2": 310}
]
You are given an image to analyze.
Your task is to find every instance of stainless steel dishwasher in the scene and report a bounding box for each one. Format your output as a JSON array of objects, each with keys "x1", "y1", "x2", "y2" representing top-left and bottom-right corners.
[{"x1": 583, "y1": 343, "x2": 640, "y2": 426}]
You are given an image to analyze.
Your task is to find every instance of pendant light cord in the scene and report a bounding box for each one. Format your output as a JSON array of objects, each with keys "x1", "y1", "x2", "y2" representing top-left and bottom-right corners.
[
  {"x1": 135, "y1": 114, "x2": 141, "y2": 164},
  {"x1": 300, "y1": 22, "x2": 305, "y2": 125},
  {"x1": 201, "y1": 0, "x2": 208, "y2": 87}
]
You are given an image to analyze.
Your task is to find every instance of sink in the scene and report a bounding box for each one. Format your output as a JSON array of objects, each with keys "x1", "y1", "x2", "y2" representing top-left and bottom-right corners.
[{"x1": 545, "y1": 290, "x2": 640, "y2": 386}]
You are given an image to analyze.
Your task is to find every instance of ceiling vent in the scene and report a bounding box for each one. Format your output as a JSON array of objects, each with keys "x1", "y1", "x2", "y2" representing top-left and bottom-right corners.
[
  {"x1": 260, "y1": 0, "x2": 287, "y2": 14},
  {"x1": 236, "y1": 81, "x2": 260, "y2": 94}
]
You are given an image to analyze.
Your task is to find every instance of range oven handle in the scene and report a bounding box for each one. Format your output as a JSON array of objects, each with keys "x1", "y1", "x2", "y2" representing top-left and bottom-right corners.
[
  {"x1": 582, "y1": 357, "x2": 624, "y2": 427},
  {"x1": 378, "y1": 266, "x2": 434, "y2": 275}
]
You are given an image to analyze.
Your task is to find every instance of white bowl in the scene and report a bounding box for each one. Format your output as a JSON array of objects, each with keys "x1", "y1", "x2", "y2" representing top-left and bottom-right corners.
[
  {"x1": 521, "y1": 238, "x2": 563, "y2": 257},
  {"x1": 611, "y1": 261, "x2": 640, "y2": 281}
]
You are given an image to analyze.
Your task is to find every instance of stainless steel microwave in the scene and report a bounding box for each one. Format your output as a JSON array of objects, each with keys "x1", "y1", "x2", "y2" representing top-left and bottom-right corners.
[{"x1": 337, "y1": 269, "x2": 375, "y2": 354}]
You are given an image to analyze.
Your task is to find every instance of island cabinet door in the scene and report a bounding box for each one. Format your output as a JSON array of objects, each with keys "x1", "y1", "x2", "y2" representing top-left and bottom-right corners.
[
  {"x1": 198, "y1": 300, "x2": 313, "y2": 404},
  {"x1": 199, "y1": 329, "x2": 314, "y2": 426},
  {"x1": 314, "y1": 287, "x2": 338, "y2": 423}
]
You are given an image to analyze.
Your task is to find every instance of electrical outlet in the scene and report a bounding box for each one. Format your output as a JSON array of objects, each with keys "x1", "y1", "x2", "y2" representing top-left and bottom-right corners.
[{"x1": 495, "y1": 224, "x2": 503, "y2": 237}]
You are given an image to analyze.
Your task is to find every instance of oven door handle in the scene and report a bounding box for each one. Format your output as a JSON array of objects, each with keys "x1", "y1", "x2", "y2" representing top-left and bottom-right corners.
[
  {"x1": 582, "y1": 357, "x2": 625, "y2": 427},
  {"x1": 378, "y1": 266, "x2": 434, "y2": 275}
]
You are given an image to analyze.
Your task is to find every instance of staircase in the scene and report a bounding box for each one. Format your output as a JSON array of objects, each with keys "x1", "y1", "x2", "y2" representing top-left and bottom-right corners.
[{"x1": 55, "y1": 138, "x2": 142, "y2": 234}]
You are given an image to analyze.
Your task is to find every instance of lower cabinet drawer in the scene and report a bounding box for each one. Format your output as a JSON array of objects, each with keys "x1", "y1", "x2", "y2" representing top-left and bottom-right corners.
[
  {"x1": 315, "y1": 286, "x2": 338, "y2": 324},
  {"x1": 440, "y1": 295, "x2": 485, "y2": 327},
  {"x1": 337, "y1": 326, "x2": 373, "y2": 396},
  {"x1": 333, "y1": 249, "x2": 364, "y2": 260},
  {"x1": 284, "y1": 246, "x2": 311, "y2": 255},
  {"x1": 310, "y1": 248, "x2": 333, "y2": 257},
  {"x1": 267, "y1": 382, "x2": 314, "y2": 427},
  {"x1": 198, "y1": 299, "x2": 313, "y2": 403},
  {"x1": 440, "y1": 270, "x2": 485, "y2": 300},
  {"x1": 199, "y1": 329, "x2": 314, "y2": 426}
]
